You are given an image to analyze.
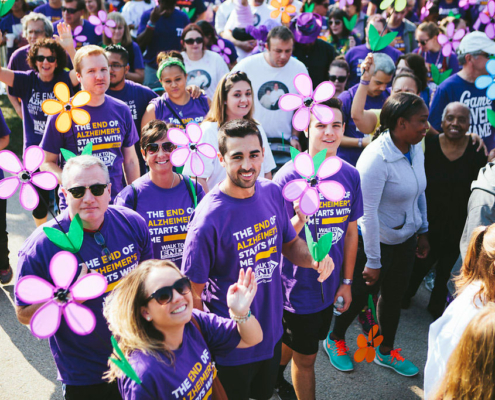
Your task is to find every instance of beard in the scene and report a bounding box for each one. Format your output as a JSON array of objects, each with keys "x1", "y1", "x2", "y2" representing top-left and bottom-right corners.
[
  {"x1": 226, "y1": 168, "x2": 260, "y2": 190},
  {"x1": 109, "y1": 76, "x2": 125, "y2": 88}
]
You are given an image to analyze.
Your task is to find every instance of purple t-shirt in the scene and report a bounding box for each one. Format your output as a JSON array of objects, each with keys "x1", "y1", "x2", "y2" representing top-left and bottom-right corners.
[
  {"x1": 53, "y1": 19, "x2": 101, "y2": 49},
  {"x1": 41, "y1": 95, "x2": 139, "y2": 202},
  {"x1": 345, "y1": 44, "x2": 402, "y2": 87},
  {"x1": 11, "y1": 70, "x2": 74, "y2": 153},
  {"x1": 129, "y1": 41, "x2": 144, "y2": 72},
  {"x1": 414, "y1": 48, "x2": 459, "y2": 98},
  {"x1": 119, "y1": 309, "x2": 240, "y2": 400},
  {"x1": 0, "y1": 109, "x2": 11, "y2": 180},
  {"x1": 7, "y1": 44, "x2": 30, "y2": 71},
  {"x1": 430, "y1": 73, "x2": 495, "y2": 151},
  {"x1": 14, "y1": 206, "x2": 153, "y2": 385},
  {"x1": 182, "y1": 179, "x2": 297, "y2": 366},
  {"x1": 337, "y1": 84, "x2": 390, "y2": 166},
  {"x1": 388, "y1": 23, "x2": 406, "y2": 53},
  {"x1": 114, "y1": 173, "x2": 205, "y2": 266},
  {"x1": 152, "y1": 93, "x2": 209, "y2": 126},
  {"x1": 273, "y1": 158, "x2": 363, "y2": 314},
  {"x1": 34, "y1": 3, "x2": 62, "y2": 22}
]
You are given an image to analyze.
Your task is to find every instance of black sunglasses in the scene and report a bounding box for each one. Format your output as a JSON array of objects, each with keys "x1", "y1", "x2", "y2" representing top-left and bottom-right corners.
[
  {"x1": 145, "y1": 277, "x2": 191, "y2": 305},
  {"x1": 94, "y1": 231, "x2": 113, "y2": 260},
  {"x1": 146, "y1": 142, "x2": 177, "y2": 154},
  {"x1": 329, "y1": 20, "x2": 342, "y2": 25},
  {"x1": 67, "y1": 183, "x2": 108, "y2": 199},
  {"x1": 184, "y1": 37, "x2": 204, "y2": 45},
  {"x1": 418, "y1": 38, "x2": 430, "y2": 46},
  {"x1": 329, "y1": 75, "x2": 347, "y2": 83},
  {"x1": 61, "y1": 6, "x2": 81, "y2": 13},
  {"x1": 35, "y1": 55, "x2": 56, "y2": 63}
]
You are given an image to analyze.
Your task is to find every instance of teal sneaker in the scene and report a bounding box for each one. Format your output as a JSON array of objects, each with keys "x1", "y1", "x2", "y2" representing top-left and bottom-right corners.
[
  {"x1": 374, "y1": 347, "x2": 419, "y2": 377},
  {"x1": 324, "y1": 334, "x2": 354, "y2": 372}
]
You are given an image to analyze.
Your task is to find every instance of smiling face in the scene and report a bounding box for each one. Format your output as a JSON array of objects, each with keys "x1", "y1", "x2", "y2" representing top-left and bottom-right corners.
[
  {"x1": 85, "y1": 0, "x2": 98, "y2": 13},
  {"x1": 77, "y1": 53, "x2": 110, "y2": 95},
  {"x1": 441, "y1": 103, "x2": 470, "y2": 140},
  {"x1": 26, "y1": 20, "x2": 47, "y2": 45},
  {"x1": 307, "y1": 107, "x2": 344, "y2": 157},
  {"x1": 109, "y1": 24, "x2": 124, "y2": 43},
  {"x1": 160, "y1": 65, "x2": 187, "y2": 100},
  {"x1": 401, "y1": 103, "x2": 429, "y2": 145},
  {"x1": 226, "y1": 80, "x2": 252, "y2": 120},
  {"x1": 36, "y1": 47, "x2": 57, "y2": 79},
  {"x1": 183, "y1": 30, "x2": 204, "y2": 58},
  {"x1": 142, "y1": 136, "x2": 175, "y2": 175}
]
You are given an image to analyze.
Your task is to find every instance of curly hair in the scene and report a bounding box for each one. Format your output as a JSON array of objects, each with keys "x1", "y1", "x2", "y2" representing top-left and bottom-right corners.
[{"x1": 27, "y1": 38, "x2": 67, "y2": 74}]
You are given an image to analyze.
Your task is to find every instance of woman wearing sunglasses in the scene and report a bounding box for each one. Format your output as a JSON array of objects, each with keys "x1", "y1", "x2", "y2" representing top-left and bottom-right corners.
[
  {"x1": 181, "y1": 23, "x2": 229, "y2": 100},
  {"x1": 115, "y1": 120, "x2": 205, "y2": 266},
  {"x1": 327, "y1": 7, "x2": 361, "y2": 56},
  {"x1": 0, "y1": 24, "x2": 78, "y2": 227},
  {"x1": 104, "y1": 259, "x2": 263, "y2": 400},
  {"x1": 329, "y1": 58, "x2": 350, "y2": 98}
]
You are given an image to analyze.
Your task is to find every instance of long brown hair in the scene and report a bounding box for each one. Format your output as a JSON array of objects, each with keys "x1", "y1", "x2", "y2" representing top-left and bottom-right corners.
[{"x1": 102, "y1": 12, "x2": 132, "y2": 47}]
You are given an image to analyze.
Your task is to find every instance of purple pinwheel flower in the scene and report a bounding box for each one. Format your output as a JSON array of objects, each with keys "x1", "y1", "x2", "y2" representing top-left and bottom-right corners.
[
  {"x1": 279, "y1": 73, "x2": 335, "y2": 132},
  {"x1": 480, "y1": 1, "x2": 495, "y2": 39},
  {"x1": 420, "y1": 0, "x2": 433, "y2": 21},
  {"x1": 167, "y1": 123, "x2": 217, "y2": 176},
  {"x1": 437, "y1": 22, "x2": 465, "y2": 57},
  {"x1": 15, "y1": 251, "x2": 108, "y2": 339},
  {"x1": 211, "y1": 39, "x2": 232, "y2": 64},
  {"x1": 89, "y1": 10, "x2": 117, "y2": 37},
  {"x1": 282, "y1": 153, "x2": 345, "y2": 216},
  {"x1": 475, "y1": 59, "x2": 495, "y2": 99},
  {"x1": 0, "y1": 146, "x2": 58, "y2": 211},
  {"x1": 73, "y1": 25, "x2": 87, "y2": 47},
  {"x1": 339, "y1": 0, "x2": 353, "y2": 9},
  {"x1": 459, "y1": 0, "x2": 477, "y2": 9}
]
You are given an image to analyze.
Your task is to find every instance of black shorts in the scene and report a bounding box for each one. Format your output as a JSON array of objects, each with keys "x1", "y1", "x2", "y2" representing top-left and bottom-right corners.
[{"x1": 282, "y1": 304, "x2": 334, "y2": 355}]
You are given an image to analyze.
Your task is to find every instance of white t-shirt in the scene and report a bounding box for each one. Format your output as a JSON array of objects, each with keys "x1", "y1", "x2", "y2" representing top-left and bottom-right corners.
[
  {"x1": 183, "y1": 120, "x2": 277, "y2": 191},
  {"x1": 215, "y1": 0, "x2": 235, "y2": 34},
  {"x1": 181, "y1": 50, "x2": 230, "y2": 100},
  {"x1": 232, "y1": 53, "x2": 308, "y2": 140},
  {"x1": 424, "y1": 282, "x2": 484, "y2": 399},
  {"x1": 121, "y1": 0, "x2": 155, "y2": 37}
]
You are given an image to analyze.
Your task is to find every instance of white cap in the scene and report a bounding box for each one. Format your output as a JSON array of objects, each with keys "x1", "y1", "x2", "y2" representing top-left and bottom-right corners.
[{"x1": 457, "y1": 31, "x2": 495, "y2": 55}]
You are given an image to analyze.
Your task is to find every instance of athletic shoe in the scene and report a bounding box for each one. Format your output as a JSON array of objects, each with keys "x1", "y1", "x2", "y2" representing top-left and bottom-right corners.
[
  {"x1": 358, "y1": 308, "x2": 374, "y2": 336},
  {"x1": 324, "y1": 334, "x2": 353, "y2": 372},
  {"x1": 274, "y1": 378, "x2": 297, "y2": 400},
  {"x1": 0, "y1": 266, "x2": 13, "y2": 285},
  {"x1": 374, "y1": 347, "x2": 419, "y2": 377}
]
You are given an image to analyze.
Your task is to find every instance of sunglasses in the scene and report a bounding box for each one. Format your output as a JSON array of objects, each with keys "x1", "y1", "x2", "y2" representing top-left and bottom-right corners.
[
  {"x1": 146, "y1": 142, "x2": 177, "y2": 154},
  {"x1": 418, "y1": 38, "x2": 430, "y2": 46},
  {"x1": 184, "y1": 37, "x2": 204, "y2": 45},
  {"x1": 329, "y1": 75, "x2": 347, "y2": 83},
  {"x1": 329, "y1": 20, "x2": 342, "y2": 26},
  {"x1": 67, "y1": 183, "x2": 108, "y2": 199},
  {"x1": 35, "y1": 55, "x2": 56, "y2": 63},
  {"x1": 94, "y1": 231, "x2": 113, "y2": 260},
  {"x1": 145, "y1": 277, "x2": 192, "y2": 305},
  {"x1": 61, "y1": 6, "x2": 81, "y2": 13}
]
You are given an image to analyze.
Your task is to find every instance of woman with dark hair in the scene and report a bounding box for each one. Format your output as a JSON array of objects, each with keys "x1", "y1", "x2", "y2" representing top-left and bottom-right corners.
[
  {"x1": 196, "y1": 20, "x2": 238, "y2": 68},
  {"x1": 396, "y1": 53, "x2": 431, "y2": 106},
  {"x1": 326, "y1": 92, "x2": 430, "y2": 377},
  {"x1": 0, "y1": 24, "x2": 78, "y2": 227},
  {"x1": 180, "y1": 23, "x2": 229, "y2": 100},
  {"x1": 329, "y1": 58, "x2": 350, "y2": 98},
  {"x1": 327, "y1": 7, "x2": 361, "y2": 56},
  {"x1": 342, "y1": 0, "x2": 366, "y2": 41}
]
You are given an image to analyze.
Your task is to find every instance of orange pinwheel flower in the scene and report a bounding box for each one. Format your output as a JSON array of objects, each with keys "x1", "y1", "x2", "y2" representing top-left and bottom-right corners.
[
  {"x1": 41, "y1": 82, "x2": 92, "y2": 133},
  {"x1": 270, "y1": 0, "x2": 296, "y2": 24},
  {"x1": 354, "y1": 325, "x2": 383, "y2": 363}
]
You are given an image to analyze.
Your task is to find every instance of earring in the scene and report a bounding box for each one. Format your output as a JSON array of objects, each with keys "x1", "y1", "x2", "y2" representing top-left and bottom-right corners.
[{"x1": 146, "y1": 316, "x2": 151, "y2": 321}]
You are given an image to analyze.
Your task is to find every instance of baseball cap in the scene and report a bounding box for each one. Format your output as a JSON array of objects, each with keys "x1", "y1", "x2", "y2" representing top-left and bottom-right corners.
[{"x1": 457, "y1": 31, "x2": 495, "y2": 55}]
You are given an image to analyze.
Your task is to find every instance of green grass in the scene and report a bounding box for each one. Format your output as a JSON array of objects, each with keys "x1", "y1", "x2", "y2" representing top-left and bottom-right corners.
[{"x1": 0, "y1": 94, "x2": 23, "y2": 157}]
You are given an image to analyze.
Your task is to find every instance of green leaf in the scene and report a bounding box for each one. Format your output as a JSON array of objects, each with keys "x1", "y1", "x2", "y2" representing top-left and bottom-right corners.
[
  {"x1": 368, "y1": 294, "x2": 377, "y2": 324},
  {"x1": 439, "y1": 69, "x2": 452, "y2": 84},
  {"x1": 43, "y1": 226, "x2": 74, "y2": 252},
  {"x1": 304, "y1": 224, "x2": 332, "y2": 262},
  {"x1": 188, "y1": 177, "x2": 198, "y2": 208},
  {"x1": 82, "y1": 142, "x2": 93, "y2": 155},
  {"x1": 182, "y1": 7, "x2": 195, "y2": 19},
  {"x1": 43, "y1": 214, "x2": 84, "y2": 253},
  {"x1": 447, "y1": 10, "x2": 460, "y2": 18},
  {"x1": 431, "y1": 64, "x2": 440, "y2": 84},
  {"x1": 368, "y1": 24, "x2": 398, "y2": 52},
  {"x1": 290, "y1": 146, "x2": 301, "y2": 163},
  {"x1": 176, "y1": 166, "x2": 184, "y2": 174},
  {"x1": 61, "y1": 148, "x2": 77, "y2": 162},
  {"x1": 312, "y1": 149, "x2": 327, "y2": 177},
  {"x1": 303, "y1": 2, "x2": 314, "y2": 12},
  {"x1": 343, "y1": 14, "x2": 357, "y2": 31},
  {"x1": 0, "y1": 0, "x2": 15, "y2": 17},
  {"x1": 68, "y1": 214, "x2": 84, "y2": 251},
  {"x1": 110, "y1": 336, "x2": 142, "y2": 385},
  {"x1": 487, "y1": 109, "x2": 495, "y2": 128}
]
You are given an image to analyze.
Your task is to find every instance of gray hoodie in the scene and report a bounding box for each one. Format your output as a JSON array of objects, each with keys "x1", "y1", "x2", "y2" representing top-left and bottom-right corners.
[{"x1": 356, "y1": 131, "x2": 428, "y2": 269}]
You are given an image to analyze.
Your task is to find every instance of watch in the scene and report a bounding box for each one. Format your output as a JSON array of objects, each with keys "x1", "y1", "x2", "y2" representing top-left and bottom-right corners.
[
  {"x1": 342, "y1": 279, "x2": 353, "y2": 285},
  {"x1": 358, "y1": 138, "x2": 363, "y2": 148}
]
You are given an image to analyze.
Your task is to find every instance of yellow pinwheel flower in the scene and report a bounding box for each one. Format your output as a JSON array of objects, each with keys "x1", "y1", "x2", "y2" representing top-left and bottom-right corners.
[
  {"x1": 42, "y1": 82, "x2": 92, "y2": 134},
  {"x1": 270, "y1": 0, "x2": 296, "y2": 24}
]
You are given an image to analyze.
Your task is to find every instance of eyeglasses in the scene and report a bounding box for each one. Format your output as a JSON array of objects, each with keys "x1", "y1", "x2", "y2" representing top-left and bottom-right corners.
[
  {"x1": 67, "y1": 183, "x2": 108, "y2": 199},
  {"x1": 145, "y1": 142, "x2": 177, "y2": 154},
  {"x1": 417, "y1": 38, "x2": 431, "y2": 46},
  {"x1": 184, "y1": 37, "x2": 204, "y2": 45},
  {"x1": 144, "y1": 277, "x2": 192, "y2": 305},
  {"x1": 329, "y1": 20, "x2": 342, "y2": 26},
  {"x1": 109, "y1": 63, "x2": 125, "y2": 69},
  {"x1": 36, "y1": 55, "x2": 56, "y2": 63},
  {"x1": 62, "y1": 6, "x2": 81, "y2": 13},
  {"x1": 472, "y1": 51, "x2": 489, "y2": 58},
  {"x1": 94, "y1": 231, "x2": 113, "y2": 260},
  {"x1": 28, "y1": 29, "x2": 44, "y2": 36},
  {"x1": 329, "y1": 75, "x2": 347, "y2": 83}
]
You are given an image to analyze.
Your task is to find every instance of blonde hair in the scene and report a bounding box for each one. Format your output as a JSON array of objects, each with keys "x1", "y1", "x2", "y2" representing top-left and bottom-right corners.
[
  {"x1": 74, "y1": 45, "x2": 108, "y2": 74},
  {"x1": 205, "y1": 71, "x2": 255, "y2": 127},
  {"x1": 102, "y1": 12, "x2": 132, "y2": 47},
  {"x1": 433, "y1": 303, "x2": 495, "y2": 399},
  {"x1": 103, "y1": 260, "x2": 185, "y2": 381},
  {"x1": 455, "y1": 224, "x2": 495, "y2": 305}
]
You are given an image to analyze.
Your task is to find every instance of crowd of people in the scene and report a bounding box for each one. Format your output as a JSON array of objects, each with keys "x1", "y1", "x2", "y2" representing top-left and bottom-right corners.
[{"x1": 1, "y1": 0, "x2": 495, "y2": 399}]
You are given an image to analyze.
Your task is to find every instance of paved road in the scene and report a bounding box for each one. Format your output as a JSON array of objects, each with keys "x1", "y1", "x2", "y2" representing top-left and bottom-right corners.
[{"x1": 0, "y1": 198, "x2": 432, "y2": 400}]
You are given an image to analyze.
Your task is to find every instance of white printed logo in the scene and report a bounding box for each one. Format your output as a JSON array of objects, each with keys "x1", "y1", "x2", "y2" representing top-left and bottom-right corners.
[
  {"x1": 254, "y1": 260, "x2": 278, "y2": 283},
  {"x1": 95, "y1": 151, "x2": 117, "y2": 167}
]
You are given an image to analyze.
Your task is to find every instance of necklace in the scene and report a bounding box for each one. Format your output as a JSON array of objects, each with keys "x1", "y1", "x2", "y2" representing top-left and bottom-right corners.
[{"x1": 170, "y1": 172, "x2": 176, "y2": 188}]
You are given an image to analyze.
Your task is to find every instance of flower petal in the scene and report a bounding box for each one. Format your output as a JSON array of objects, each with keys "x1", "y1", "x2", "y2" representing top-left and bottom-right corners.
[
  {"x1": 186, "y1": 122, "x2": 203, "y2": 143},
  {"x1": 486, "y1": 23, "x2": 495, "y2": 39},
  {"x1": 453, "y1": 29, "x2": 466, "y2": 40},
  {"x1": 365, "y1": 347, "x2": 376, "y2": 363},
  {"x1": 354, "y1": 347, "x2": 368, "y2": 363},
  {"x1": 72, "y1": 90, "x2": 92, "y2": 107},
  {"x1": 270, "y1": 9, "x2": 280, "y2": 19},
  {"x1": 437, "y1": 33, "x2": 448, "y2": 46},
  {"x1": 71, "y1": 108, "x2": 91, "y2": 126},
  {"x1": 286, "y1": 4, "x2": 296, "y2": 13},
  {"x1": 312, "y1": 104, "x2": 334, "y2": 124},
  {"x1": 98, "y1": 9, "x2": 106, "y2": 21},
  {"x1": 74, "y1": 25, "x2": 83, "y2": 35},
  {"x1": 279, "y1": 93, "x2": 303, "y2": 111},
  {"x1": 15, "y1": 276, "x2": 54, "y2": 304},
  {"x1": 489, "y1": 0, "x2": 495, "y2": 16},
  {"x1": 487, "y1": 83, "x2": 495, "y2": 100},
  {"x1": 31, "y1": 301, "x2": 62, "y2": 339},
  {"x1": 369, "y1": 324, "x2": 380, "y2": 340},
  {"x1": 50, "y1": 251, "x2": 78, "y2": 289},
  {"x1": 282, "y1": 179, "x2": 307, "y2": 202},
  {"x1": 95, "y1": 25, "x2": 103, "y2": 36},
  {"x1": 300, "y1": 187, "x2": 319, "y2": 215},
  {"x1": 167, "y1": 128, "x2": 190, "y2": 146},
  {"x1": 54, "y1": 82, "x2": 70, "y2": 103},
  {"x1": 211, "y1": 44, "x2": 220, "y2": 52},
  {"x1": 447, "y1": 21, "x2": 455, "y2": 37},
  {"x1": 197, "y1": 143, "x2": 217, "y2": 159},
  {"x1": 0, "y1": 177, "x2": 20, "y2": 199},
  {"x1": 292, "y1": 106, "x2": 311, "y2": 131},
  {"x1": 41, "y1": 99, "x2": 64, "y2": 115},
  {"x1": 104, "y1": 26, "x2": 113, "y2": 38},
  {"x1": 71, "y1": 273, "x2": 107, "y2": 300},
  {"x1": 190, "y1": 152, "x2": 205, "y2": 176},
  {"x1": 317, "y1": 156, "x2": 342, "y2": 179},
  {"x1": 55, "y1": 111, "x2": 72, "y2": 133},
  {"x1": 475, "y1": 75, "x2": 493, "y2": 89},
  {"x1": 31, "y1": 171, "x2": 58, "y2": 190},
  {"x1": 318, "y1": 180, "x2": 346, "y2": 202},
  {"x1": 75, "y1": 35, "x2": 87, "y2": 42},
  {"x1": 479, "y1": 13, "x2": 491, "y2": 24},
  {"x1": 294, "y1": 152, "x2": 315, "y2": 178},
  {"x1": 372, "y1": 335, "x2": 384, "y2": 347},
  {"x1": 313, "y1": 81, "x2": 335, "y2": 102},
  {"x1": 89, "y1": 15, "x2": 101, "y2": 26},
  {"x1": 63, "y1": 302, "x2": 96, "y2": 336},
  {"x1": 379, "y1": 0, "x2": 394, "y2": 10},
  {"x1": 170, "y1": 147, "x2": 190, "y2": 167},
  {"x1": 357, "y1": 333, "x2": 368, "y2": 348},
  {"x1": 23, "y1": 145, "x2": 45, "y2": 172},
  {"x1": 442, "y1": 42, "x2": 452, "y2": 57},
  {"x1": 270, "y1": 0, "x2": 280, "y2": 8},
  {"x1": 19, "y1": 183, "x2": 39, "y2": 210},
  {"x1": 0, "y1": 150, "x2": 23, "y2": 174},
  {"x1": 281, "y1": 12, "x2": 291, "y2": 23},
  {"x1": 294, "y1": 73, "x2": 313, "y2": 97},
  {"x1": 488, "y1": 60, "x2": 495, "y2": 77}
]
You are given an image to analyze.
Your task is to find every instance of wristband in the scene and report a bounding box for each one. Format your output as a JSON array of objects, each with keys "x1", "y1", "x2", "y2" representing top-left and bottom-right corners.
[
  {"x1": 229, "y1": 309, "x2": 252, "y2": 324},
  {"x1": 290, "y1": 135, "x2": 299, "y2": 141},
  {"x1": 147, "y1": 20, "x2": 156, "y2": 29},
  {"x1": 360, "y1": 79, "x2": 370, "y2": 85},
  {"x1": 358, "y1": 137, "x2": 363, "y2": 148},
  {"x1": 342, "y1": 279, "x2": 353, "y2": 285}
]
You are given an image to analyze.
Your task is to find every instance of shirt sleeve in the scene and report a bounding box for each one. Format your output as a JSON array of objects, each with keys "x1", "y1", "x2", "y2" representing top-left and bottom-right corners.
[
  {"x1": 10, "y1": 70, "x2": 31, "y2": 97},
  {"x1": 193, "y1": 310, "x2": 241, "y2": 356},
  {"x1": 137, "y1": 9, "x2": 151, "y2": 35},
  {"x1": 40, "y1": 114, "x2": 64, "y2": 155},
  {"x1": 429, "y1": 84, "x2": 447, "y2": 132},
  {"x1": 349, "y1": 171, "x2": 364, "y2": 222},
  {"x1": 132, "y1": 42, "x2": 145, "y2": 70},
  {"x1": 114, "y1": 186, "x2": 135, "y2": 209},
  {"x1": 122, "y1": 108, "x2": 139, "y2": 148}
]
